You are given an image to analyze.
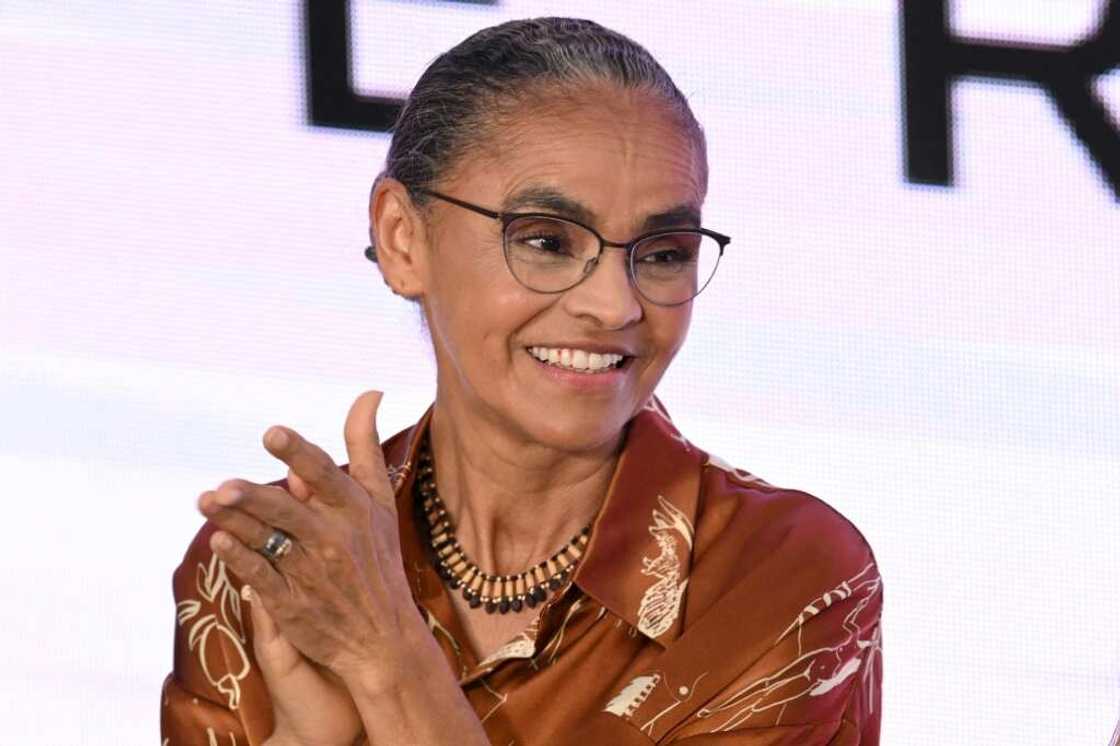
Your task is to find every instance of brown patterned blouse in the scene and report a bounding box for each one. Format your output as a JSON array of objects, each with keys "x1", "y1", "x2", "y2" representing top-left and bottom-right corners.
[{"x1": 162, "y1": 401, "x2": 883, "y2": 745}]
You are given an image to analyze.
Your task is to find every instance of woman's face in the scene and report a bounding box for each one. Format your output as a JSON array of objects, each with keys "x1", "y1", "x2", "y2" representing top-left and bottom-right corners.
[{"x1": 410, "y1": 86, "x2": 706, "y2": 453}]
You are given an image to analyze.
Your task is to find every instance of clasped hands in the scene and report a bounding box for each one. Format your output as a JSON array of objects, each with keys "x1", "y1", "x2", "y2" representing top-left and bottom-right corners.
[{"x1": 197, "y1": 390, "x2": 424, "y2": 746}]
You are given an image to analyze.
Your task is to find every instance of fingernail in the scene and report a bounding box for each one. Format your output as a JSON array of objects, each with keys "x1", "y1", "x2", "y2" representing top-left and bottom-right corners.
[
  {"x1": 215, "y1": 487, "x2": 241, "y2": 506},
  {"x1": 241, "y1": 585, "x2": 254, "y2": 603},
  {"x1": 266, "y1": 427, "x2": 289, "y2": 449}
]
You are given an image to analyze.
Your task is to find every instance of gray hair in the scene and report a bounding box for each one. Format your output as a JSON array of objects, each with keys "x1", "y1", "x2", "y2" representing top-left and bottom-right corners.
[{"x1": 377, "y1": 17, "x2": 707, "y2": 199}]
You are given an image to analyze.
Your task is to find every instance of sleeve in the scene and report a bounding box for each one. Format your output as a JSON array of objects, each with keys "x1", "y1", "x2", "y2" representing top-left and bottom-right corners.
[{"x1": 161, "y1": 522, "x2": 275, "y2": 746}]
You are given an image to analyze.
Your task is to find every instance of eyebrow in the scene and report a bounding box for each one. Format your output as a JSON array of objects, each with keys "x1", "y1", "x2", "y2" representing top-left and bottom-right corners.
[
  {"x1": 502, "y1": 185, "x2": 703, "y2": 233},
  {"x1": 641, "y1": 205, "x2": 702, "y2": 231},
  {"x1": 501, "y1": 186, "x2": 596, "y2": 225}
]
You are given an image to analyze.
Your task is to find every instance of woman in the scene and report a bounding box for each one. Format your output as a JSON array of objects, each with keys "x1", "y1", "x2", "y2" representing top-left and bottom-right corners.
[{"x1": 162, "y1": 17, "x2": 882, "y2": 746}]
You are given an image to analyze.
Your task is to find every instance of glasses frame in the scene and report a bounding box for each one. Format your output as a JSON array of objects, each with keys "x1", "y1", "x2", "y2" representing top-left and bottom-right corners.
[{"x1": 364, "y1": 187, "x2": 731, "y2": 307}]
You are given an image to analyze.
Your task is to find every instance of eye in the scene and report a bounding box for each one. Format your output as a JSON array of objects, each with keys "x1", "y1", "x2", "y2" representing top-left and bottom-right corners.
[
  {"x1": 519, "y1": 231, "x2": 571, "y2": 255},
  {"x1": 634, "y1": 236, "x2": 700, "y2": 266},
  {"x1": 637, "y1": 247, "x2": 696, "y2": 264},
  {"x1": 506, "y1": 217, "x2": 583, "y2": 258}
]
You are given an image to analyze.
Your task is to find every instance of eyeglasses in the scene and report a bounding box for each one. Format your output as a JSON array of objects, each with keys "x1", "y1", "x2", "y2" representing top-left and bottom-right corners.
[{"x1": 363, "y1": 188, "x2": 730, "y2": 306}]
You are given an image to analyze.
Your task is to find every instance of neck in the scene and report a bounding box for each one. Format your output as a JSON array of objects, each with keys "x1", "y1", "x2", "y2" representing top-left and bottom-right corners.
[{"x1": 427, "y1": 391, "x2": 621, "y2": 577}]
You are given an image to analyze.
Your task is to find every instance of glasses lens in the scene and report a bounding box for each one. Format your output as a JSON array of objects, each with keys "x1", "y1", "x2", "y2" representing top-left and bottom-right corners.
[
  {"x1": 631, "y1": 232, "x2": 722, "y2": 305},
  {"x1": 504, "y1": 216, "x2": 598, "y2": 293}
]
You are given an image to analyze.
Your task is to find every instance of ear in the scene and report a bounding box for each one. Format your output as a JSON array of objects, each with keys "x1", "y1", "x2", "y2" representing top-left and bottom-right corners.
[{"x1": 369, "y1": 177, "x2": 428, "y2": 299}]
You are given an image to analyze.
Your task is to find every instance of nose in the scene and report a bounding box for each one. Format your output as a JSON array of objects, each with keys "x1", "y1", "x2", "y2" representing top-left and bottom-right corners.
[{"x1": 560, "y1": 246, "x2": 643, "y2": 329}]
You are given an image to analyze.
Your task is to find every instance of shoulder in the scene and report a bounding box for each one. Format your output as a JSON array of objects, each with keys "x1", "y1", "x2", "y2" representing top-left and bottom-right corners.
[
  {"x1": 173, "y1": 520, "x2": 235, "y2": 605},
  {"x1": 605, "y1": 452, "x2": 884, "y2": 741},
  {"x1": 689, "y1": 451, "x2": 880, "y2": 609}
]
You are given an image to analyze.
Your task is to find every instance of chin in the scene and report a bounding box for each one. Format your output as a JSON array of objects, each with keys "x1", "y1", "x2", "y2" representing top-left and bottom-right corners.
[{"x1": 511, "y1": 402, "x2": 635, "y2": 455}]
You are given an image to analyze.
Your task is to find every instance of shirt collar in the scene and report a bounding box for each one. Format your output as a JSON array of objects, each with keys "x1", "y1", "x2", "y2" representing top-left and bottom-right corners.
[{"x1": 571, "y1": 398, "x2": 704, "y2": 647}]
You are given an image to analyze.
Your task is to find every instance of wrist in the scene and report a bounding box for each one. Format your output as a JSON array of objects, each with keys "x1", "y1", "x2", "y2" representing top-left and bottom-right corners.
[
  {"x1": 261, "y1": 736, "x2": 300, "y2": 746},
  {"x1": 337, "y1": 612, "x2": 444, "y2": 697},
  {"x1": 340, "y1": 617, "x2": 487, "y2": 746},
  {"x1": 264, "y1": 729, "x2": 358, "y2": 746}
]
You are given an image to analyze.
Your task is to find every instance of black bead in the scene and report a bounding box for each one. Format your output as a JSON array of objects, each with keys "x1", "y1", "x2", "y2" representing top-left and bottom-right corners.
[
  {"x1": 525, "y1": 593, "x2": 539, "y2": 608},
  {"x1": 498, "y1": 599, "x2": 511, "y2": 614},
  {"x1": 448, "y1": 578, "x2": 461, "y2": 590},
  {"x1": 530, "y1": 587, "x2": 546, "y2": 603},
  {"x1": 485, "y1": 601, "x2": 498, "y2": 614},
  {"x1": 512, "y1": 598, "x2": 523, "y2": 612},
  {"x1": 548, "y1": 577, "x2": 562, "y2": 590},
  {"x1": 462, "y1": 587, "x2": 473, "y2": 601},
  {"x1": 468, "y1": 595, "x2": 481, "y2": 609}
]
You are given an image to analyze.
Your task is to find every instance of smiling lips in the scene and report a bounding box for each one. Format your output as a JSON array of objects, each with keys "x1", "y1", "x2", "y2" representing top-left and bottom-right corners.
[{"x1": 528, "y1": 346, "x2": 627, "y2": 373}]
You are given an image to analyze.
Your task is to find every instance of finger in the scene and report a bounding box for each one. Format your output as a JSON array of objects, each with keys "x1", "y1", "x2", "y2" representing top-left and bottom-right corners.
[
  {"x1": 286, "y1": 468, "x2": 312, "y2": 503},
  {"x1": 245, "y1": 589, "x2": 362, "y2": 733},
  {"x1": 262, "y1": 426, "x2": 351, "y2": 507},
  {"x1": 199, "y1": 491, "x2": 273, "y2": 549},
  {"x1": 210, "y1": 530, "x2": 285, "y2": 598},
  {"x1": 244, "y1": 586, "x2": 304, "y2": 679},
  {"x1": 244, "y1": 585, "x2": 279, "y2": 640},
  {"x1": 343, "y1": 390, "x2": 394, "y2": 506},
  {"x1": 214, "y1": 479, "x2": 319, "y2": 539}
]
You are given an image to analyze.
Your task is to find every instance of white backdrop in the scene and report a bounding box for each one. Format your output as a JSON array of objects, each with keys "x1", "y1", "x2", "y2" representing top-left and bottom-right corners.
[{"x1": 1, "y1": 1, "x2": 1118, "y2": 743}]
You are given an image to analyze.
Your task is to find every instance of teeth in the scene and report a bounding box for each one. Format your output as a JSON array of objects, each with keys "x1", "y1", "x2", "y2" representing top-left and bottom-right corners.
[{"x1": 529, "y1": 347, "x2": 624, "y2": 373}]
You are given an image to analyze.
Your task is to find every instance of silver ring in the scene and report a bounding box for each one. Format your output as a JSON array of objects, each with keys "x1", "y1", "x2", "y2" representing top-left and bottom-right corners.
[{"x1": 259, "y1": 529, "x2": 294, "y2": 563}]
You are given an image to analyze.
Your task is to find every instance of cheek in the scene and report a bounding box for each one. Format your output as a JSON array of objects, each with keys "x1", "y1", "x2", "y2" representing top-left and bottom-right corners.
[
  {"x1": 426, "y1": 230, "x2": 494, "y2": 309},
  {"x1": 427, "y1": 241, "x2": 543, "y2": 361},
  {"x1": 429, "y1": 231, "x2": 506, "y2": 294},
  {"x1": 647, "y1": 305, "x2": 693, "y2": 364}
]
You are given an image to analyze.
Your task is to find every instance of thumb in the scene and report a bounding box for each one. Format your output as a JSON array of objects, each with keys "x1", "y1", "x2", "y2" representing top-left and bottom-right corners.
[
  {"x1": 285, "y1": 467, "x2": 312, "y2": 502},
  {"x1": 243, "y1": 586, "x2": 302, "y2": 679},
  {"x1": 343, "y1": 390, "x2": 394, "y2": 505}
]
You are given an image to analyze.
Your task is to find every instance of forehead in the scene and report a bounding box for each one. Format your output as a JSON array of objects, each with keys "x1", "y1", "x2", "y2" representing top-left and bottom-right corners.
[{"x1": 444, "y1": 85, "x2": 707, "y2": 231}]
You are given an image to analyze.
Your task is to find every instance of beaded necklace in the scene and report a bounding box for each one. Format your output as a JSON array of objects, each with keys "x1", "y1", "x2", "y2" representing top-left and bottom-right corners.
[{"x1": 415, "y1": 437, "x2": 591, "y2": 614}]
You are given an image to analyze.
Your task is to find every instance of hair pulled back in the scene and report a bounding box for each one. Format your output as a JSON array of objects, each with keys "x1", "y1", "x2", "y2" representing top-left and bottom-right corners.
[{"x1": 377, "y1": 17, "x2": 706, "y2": 198}]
